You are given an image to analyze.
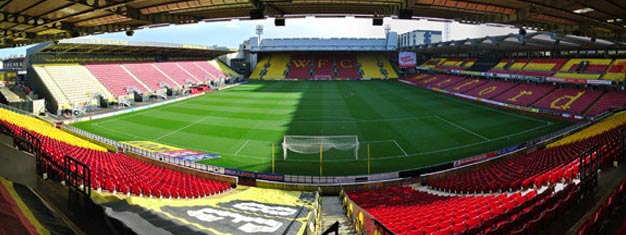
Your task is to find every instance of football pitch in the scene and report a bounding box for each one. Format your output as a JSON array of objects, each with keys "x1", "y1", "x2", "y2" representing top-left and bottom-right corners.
[{"x1": 72, "y1": 80, "x2": 573, "y2": 176}]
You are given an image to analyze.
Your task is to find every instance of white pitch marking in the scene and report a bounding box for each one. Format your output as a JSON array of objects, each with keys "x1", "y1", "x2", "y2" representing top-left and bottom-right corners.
[
  {"x1": 392, "y1": 139, "x2": 409, "y2": 156},
  {"x1": 435, "y1": 115, "x2": 490, "y2": 141},
  {"x1": 234, "y1": 140, "x2": 250, "y2": 156},
  {"x1": 152, "y1": 116, "x2": 211, "y2": 141}
]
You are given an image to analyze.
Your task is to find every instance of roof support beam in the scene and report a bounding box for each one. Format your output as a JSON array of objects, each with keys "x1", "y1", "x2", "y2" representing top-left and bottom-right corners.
[{"x1": 125, "y1": 6, "x2": 200, "y2": 25}]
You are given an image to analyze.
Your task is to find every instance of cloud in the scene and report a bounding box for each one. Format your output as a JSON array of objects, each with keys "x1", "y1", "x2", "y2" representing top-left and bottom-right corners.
[{"x1": 226, "y1": 19, "x2": 239, "y2": 28}]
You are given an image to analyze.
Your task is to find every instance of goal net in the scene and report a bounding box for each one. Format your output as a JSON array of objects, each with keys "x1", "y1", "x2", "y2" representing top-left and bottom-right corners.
[{"x1": 282, "y1": 135, "x2": 359, "y2": 160}]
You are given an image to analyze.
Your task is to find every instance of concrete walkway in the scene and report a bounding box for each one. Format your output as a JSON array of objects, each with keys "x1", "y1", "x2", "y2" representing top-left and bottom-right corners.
[{"x1": 321, "y1": 196, "x2": 356, "y2": 235}]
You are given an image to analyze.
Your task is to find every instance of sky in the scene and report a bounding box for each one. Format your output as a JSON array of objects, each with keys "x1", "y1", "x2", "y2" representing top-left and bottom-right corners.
[{"x1": 0, "y1": 17, "x2": 520, "y2": 58}]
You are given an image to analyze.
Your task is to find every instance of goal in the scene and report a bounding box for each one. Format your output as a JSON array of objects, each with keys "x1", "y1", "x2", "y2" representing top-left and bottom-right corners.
[{"x1": 282, "y1": 135, "x2": 359, "y2": 160}]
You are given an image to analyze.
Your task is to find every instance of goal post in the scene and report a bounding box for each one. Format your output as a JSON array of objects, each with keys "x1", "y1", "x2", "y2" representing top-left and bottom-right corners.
[{"x1": 282, "y1": 135, "x2": 359, "y2": 160}]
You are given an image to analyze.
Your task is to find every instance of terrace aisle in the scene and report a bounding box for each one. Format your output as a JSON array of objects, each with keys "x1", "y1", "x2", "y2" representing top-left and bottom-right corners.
[{"x1": 321, "y1": 196, "x2": 357, "y2": 235}]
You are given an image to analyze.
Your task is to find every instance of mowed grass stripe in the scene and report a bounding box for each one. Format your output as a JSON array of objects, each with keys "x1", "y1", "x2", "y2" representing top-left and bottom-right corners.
[{"x1": 73, "y1": 80, "x2": 573, "y2": 176}]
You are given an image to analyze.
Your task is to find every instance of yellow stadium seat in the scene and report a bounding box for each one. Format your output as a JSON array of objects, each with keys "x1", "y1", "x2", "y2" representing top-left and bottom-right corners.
[
  {"x1": 358, "y1": 55, "x2": 384, "y2": 79},
  {"x1": 553, "y1": 72, "x2": 600, "y2": 80},
  {"x1": 377, "y1": 56, "x2": 398, "y2": 79},
  {"x1": 603, "y1": 73, "x2": 625, "y2": 81},
  {"x1": 420, "y1": 58, "x2": 443, "y2": 68},
  {"x1": 209, "y1": 60, "x2": 240, "y2": 78},
  {"x1": 523, "y1": 63, "x2": 554, "y2": 71},
  {"x1": 548, "y1": 111, "x2": 626, "y2": 148},
  {"x1": 264, "y1": 55, "x2": 290, "y2": 80},
  {"x1": 250, "y1": 56, "x2": 269, "y2": 79},
  {"x1": 0, "y1": 109, "x2": 106, "y2": 151}
]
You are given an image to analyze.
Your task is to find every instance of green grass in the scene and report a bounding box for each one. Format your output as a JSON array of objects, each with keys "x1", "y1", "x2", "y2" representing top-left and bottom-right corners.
[{"x1": 72, "y1": 80, "x2": 573, "y2": 176}]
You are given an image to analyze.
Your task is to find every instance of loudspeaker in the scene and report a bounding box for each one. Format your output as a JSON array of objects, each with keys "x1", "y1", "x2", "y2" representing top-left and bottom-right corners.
[
  {"x1": 274, "y1": 18, "x2": 285, "y2": 26},
  {"x1": 373, "y1": 18, "x2": 383, "y2": 26},
  {"x1": 399, "y1": 9, "x2": 412, "y2": 19},
  {"x1": 250, "y1": 9, "x2": 264, "y2": 20}
]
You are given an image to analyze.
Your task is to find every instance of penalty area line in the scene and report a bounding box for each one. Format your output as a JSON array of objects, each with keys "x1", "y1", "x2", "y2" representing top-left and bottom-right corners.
[{"x1": 392, "y1": 139, "x2": 408, "y2": 156}]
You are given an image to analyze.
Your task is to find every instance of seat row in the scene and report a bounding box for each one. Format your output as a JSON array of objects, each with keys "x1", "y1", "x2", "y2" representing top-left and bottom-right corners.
[
  {"x1": 0, "y1": 111, "x2": 231, "y2": 199},
  {"x1": 425, "y1": 57, "x2": 621, "y2": 81},
  {"x1": 577, "y1": 177, "x2": 626, "y2": 235},
  {"x1": 401, "y1": 74, "x2": 626, "y2": 116},
  {"x1": 347, "y1": 183, "x2": 581, "y2": 235},
  {"x1": 427, "y1": 126, "x2": 622, "y2": 194}
]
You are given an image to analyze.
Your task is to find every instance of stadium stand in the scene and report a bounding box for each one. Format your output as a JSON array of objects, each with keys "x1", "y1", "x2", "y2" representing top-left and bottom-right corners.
[
  {"x1": 448, "y1": 78, "x2": 489, "y2": 93},
  {"x1": 209, "y1": 60, "x2": 238, "y2": 78},
  {"x1": 464, "y1": 79, "x2": 519, "y2": 99},
  {"x1": 552, "y1": 58, "x2": 612, "y2": 80},
  {"x1": 553, "y1": 59, "x2": 612, "y2": 80},
  {"x1": 195, "y1": 61, "x2": 223, "y2": 79},
  {"x1": 357, "y1": 55, "x2": 385, "y2": 79},
  {"x1": 31, "y1": 66, "x2": 72, "y2": 109},
  {"x1": 436, "y1": 58, "x2": 464, "y2": 70},
  {"x1": 335, "y1": 55, "x2": 360, "y2": 79},
  {"x1": 313, "y1": 55, "x2": 334, "y2": 79},
  {"x1": 34, "y1": 65, "x2": 115, "y2": 107},
  {"x1": 345, "y1": 185, "x2": 574, "y2": 235},
  {"x1": 377, "y1": 55, "x2": 399, "y2": 78},
  {"x1": 414, "y1": 74, "x2": 449, "y2": 87},
  {"x1": 466, "y1": 58, "x2": 501, "y2": 72},
  {"x1": 577, "y1": 177, "x2": 626, "y2": 235},
  {"x1": 603, "y1": 59, "x2": 626, "y2": 82},
  {"x1": 400, "y1": 74, "x2": 432, "y2": 84},
  {"x1": 517, "y1": 58, "x2": 567, "y2": 77},
  {"x1": 250, "y1": 56, "x2": 269, "y2": 79},
  {"x1": 436, "y1": 58, "x2": 477, "y2": 71},
  {"x1": 0, "y1": 108, "x2": 105, "y2": 151},
  {"x1": 433, "y1": 75, "x2": 467, "y2": 89},
  {"x1": 0, "y1": 108, "x2": 230, "y2": 198},
  {"x1": 492, "y1": 83, "x2": 556, "y2": 106},
  {"x1": 427, "y1": 117, "x2": 623, "y2": 193},
  {"x1": 123, "y1": 63, "x2": 180, "y2": 91},
  {"x1": 552, "y1": 72, "x2": 602, "y2": 80},
  {"x1": 154, "y1": 62, "x2": 203, "y2": 85},
  {"x1": 288, "y1": 55, "x2": 312, "y2": 79},
  {"x1": 488, "y1": 58, "x2": 529, "y2": 75},
  {"x1": 508, "y1": 59, "x2": 530, "y2": 70},
  {"x1": 548, "y1": 111, "x2": 626, "y2": 148},
  {"x1": 264, "y1": 55, "x2": 290, "y2": 80},
  {"x1": 532, "y1": 87, "x2": 603, "y2": 114},
  {"x1": 585, "y1": 91, "x2": 626, "y2": 116},
  {"x1": 176, "y1": 61, "x2": 214, "y2": 82},
  {"x1": 419, "y1": 58, "x2": 444, "y2": 68},
  {"x1": 85, "y1": 64, "x2": 150, "y2": 97}
]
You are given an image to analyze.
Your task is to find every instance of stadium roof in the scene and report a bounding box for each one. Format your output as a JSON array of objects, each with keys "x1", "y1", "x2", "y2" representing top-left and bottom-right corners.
[
  {"x1": 251, "y1": 37, "x2": 397, "y2": 52},
  {"x1": 415, "y1": 32, "x2": 626, "y2": 54},
  {"x1": 26, "y1": 38, "x2": 232, "y2": 58},
  {"x1": 1, "y1": 0, "x2": 626, "y2": 48}
]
